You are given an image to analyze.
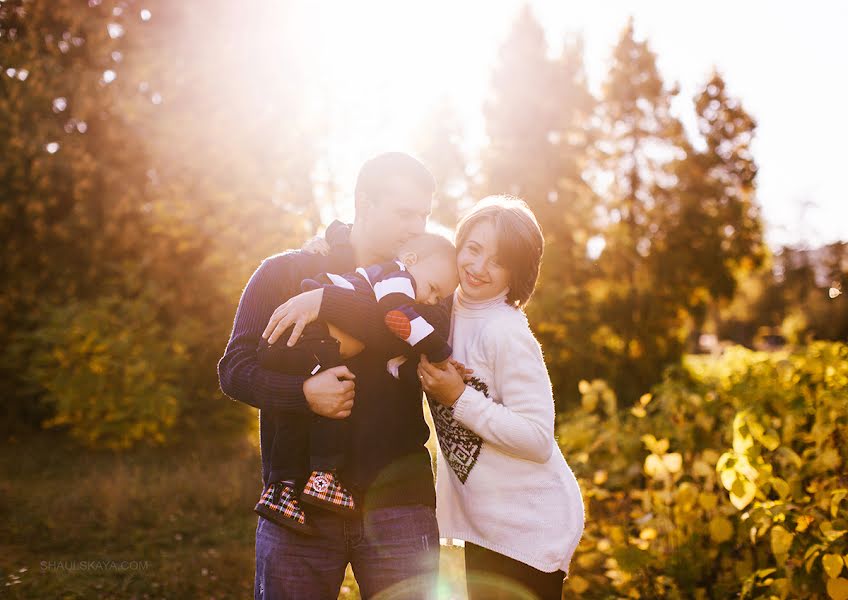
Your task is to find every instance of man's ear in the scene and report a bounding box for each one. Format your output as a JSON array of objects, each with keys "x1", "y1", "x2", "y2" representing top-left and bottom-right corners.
[{"x1": 398, "y1": 251, "x2": 418, "y2": 267}]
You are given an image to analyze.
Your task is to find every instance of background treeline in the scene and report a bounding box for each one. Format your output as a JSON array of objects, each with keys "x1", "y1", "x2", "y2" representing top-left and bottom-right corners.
[
  {"x1": 3, "y1": 1, "x2": 842, "y2": 441},
  {"x1": 1, "y1": 2, "x2": 846, "y2": 598}
]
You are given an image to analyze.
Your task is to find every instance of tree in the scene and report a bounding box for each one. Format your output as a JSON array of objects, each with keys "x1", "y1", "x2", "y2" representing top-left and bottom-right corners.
[
  {"x1": 481, "y1": 7, "x2": 596, "y2": 241},
  {"x1": 412, "y1": 98, "x2": 468, "y2": 229},
  {"x1": 1, "y1": 0, "x2": 156, "y2": 425},
  {"x1": 0, "y1": 0, "x2": 236, "y2": 439},
  {"x1": 660, "y1": 72, "x2": 765, "y2": 341},
  {"x1": 120, "y1": 0, "x2": 322, "y2": 279},
  {"x1": 588, "y1": 19, "x2": 692, "y2": 399},
  {"x1": 479, "y1": 7, "x2": 600, "y2": 404},
  {"x1": 719, "y1": 242, "x2": 847, "y2": 345}
]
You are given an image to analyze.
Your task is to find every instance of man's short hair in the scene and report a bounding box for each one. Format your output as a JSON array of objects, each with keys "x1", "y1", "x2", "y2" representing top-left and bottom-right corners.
[
  {"x1": 354, "y1": 152, "x2": 436, "y2": 202},
  {"x1": 398, "y1": 232, "x2": 456, "y2": 262}
]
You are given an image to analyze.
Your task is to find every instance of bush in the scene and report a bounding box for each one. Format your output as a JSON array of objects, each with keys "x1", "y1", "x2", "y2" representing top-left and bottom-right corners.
[
  {"x1": 26, "y1": 286, "x2": 192, "y2": 450},
  {"x1": 559, "y1": 342, "x2": 848, "y2": 599}
]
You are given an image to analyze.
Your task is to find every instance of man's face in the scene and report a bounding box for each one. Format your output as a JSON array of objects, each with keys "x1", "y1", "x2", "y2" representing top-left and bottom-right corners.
[{"x1": 360, "y1": 177, "x2": 432, "y2": 260}]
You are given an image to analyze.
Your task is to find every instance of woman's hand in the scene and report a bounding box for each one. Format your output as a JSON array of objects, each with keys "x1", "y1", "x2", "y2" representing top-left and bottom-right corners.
[
  {"x1": 301, "y1": 236, "x2": 330, "y2": 255},
  {"x1": 418, "y1": 355, "x2": 466, "y2": 407},
  {"x1": 263, "y1": 288, "x2": 324, "y2": 346}
]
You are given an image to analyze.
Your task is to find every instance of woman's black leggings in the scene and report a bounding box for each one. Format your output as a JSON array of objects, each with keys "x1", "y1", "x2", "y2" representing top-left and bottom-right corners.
[{"x1": 465, "y1": 542, "x2": 565, "y2": 600}]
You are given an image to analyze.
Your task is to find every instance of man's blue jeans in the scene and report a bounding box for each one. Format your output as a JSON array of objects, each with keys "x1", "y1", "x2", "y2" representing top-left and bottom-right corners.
[{"x1": 254, "y1": 504, "x2": 439, "y2": 600}]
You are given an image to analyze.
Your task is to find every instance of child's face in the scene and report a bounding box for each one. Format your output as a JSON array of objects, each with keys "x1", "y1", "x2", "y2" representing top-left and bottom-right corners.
[{"x1": 407, "y1": 254, "x2": 459, "y2": 306}]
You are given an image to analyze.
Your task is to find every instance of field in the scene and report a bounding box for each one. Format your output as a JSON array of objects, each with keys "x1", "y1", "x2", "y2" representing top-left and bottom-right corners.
[{"x1": 0, "y1": 407, "x2": 468, "y2": 599}]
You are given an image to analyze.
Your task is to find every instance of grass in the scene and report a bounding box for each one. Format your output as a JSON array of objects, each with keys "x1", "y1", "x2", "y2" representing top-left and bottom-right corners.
[{"x1": 0, "y1": 404, "x2": 468, "y2": 599}]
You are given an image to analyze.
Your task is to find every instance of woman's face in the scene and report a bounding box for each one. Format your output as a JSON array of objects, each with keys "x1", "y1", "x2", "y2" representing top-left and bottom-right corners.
[{"x1": 456, "y1": 220, "x2": 511, "y2": 301}]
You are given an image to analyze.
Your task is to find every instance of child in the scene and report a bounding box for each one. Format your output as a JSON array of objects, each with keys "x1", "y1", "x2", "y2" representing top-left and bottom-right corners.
[{"x1": 254, "y1": 232, "x2": 459, "y2": 533}]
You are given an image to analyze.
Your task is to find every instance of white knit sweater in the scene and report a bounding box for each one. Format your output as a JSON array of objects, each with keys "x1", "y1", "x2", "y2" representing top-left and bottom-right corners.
[{"x1": 431, "y1": 289, "x2": 585, "y2": 574}]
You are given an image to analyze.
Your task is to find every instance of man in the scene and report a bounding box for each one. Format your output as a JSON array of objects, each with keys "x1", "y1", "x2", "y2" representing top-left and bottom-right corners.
[{"x1": 218, "y1": 153, "x2": 446, "y2": 599}]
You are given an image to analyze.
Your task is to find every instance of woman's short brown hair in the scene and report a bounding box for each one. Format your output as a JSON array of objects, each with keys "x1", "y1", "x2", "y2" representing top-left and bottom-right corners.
[{"x1": 455, "y1": 195, "x2": 544, "y2": 309}]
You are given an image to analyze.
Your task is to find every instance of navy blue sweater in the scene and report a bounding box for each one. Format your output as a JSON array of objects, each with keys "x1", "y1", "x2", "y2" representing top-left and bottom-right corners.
[{"x1": 218, "y1": 222, "x2": 450, "y2": 509}]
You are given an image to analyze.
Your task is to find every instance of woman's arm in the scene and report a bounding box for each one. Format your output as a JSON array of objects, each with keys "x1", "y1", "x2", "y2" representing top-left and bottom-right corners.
[{"x1": 450, "y1": 317, "x2": 555, "y2": 463}]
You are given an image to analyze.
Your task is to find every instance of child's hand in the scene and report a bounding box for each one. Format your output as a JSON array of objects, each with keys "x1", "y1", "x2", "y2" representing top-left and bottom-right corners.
[
  {"x1": 449, "y1": 358, "x2": 474, "y2": 382},
  {"x1": 418, "y1": 355, "x2": 465, "y2": 407},
  {"x1": 432, "y1": 359, "x2": 476, "y2": 382},
  {"x1": 301, "y1": 236, "x2": 330, "y2": 256}
]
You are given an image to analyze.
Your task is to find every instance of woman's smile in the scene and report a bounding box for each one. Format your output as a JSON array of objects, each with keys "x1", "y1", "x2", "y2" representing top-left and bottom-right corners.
[
  {"x1": 463, "y1": 269, "x2": 489, "y2": 287},
  {"x1": 457, "y1": 220, "x2": 511, "y2": 300}
]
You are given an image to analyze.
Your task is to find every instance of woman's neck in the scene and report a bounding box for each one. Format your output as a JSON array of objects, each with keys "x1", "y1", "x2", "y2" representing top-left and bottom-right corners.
[{"x1": 455, "y1": 286, "x2": 509, "y2": 311}]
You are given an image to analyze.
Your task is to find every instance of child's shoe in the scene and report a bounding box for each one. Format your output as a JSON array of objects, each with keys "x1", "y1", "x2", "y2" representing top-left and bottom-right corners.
[
  {"x1": 300, "y1": 471, "x2": 357, "y2": 514},
  {"x1": 254, "y1": 482, "x2": 317, "y2": 535}
]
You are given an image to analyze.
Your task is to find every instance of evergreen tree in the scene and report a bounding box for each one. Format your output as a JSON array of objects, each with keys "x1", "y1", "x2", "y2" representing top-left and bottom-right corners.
[
  {"x1": 412, "y1": 98, "x2": 467, "y2": 228},
  {"x1": 481, "y1": 5, "x2": 559, "y2": 202},
  {"x1": 481, "y1": 8, "x2": 596, "y2": 237},
  {"x1": 720, "y1": 242, "x2": 847, "y2": 345},
  {"x1": 527, "y1": 36, "x2": 603, "y2": 404},
  {"x1": 659, "y1": 71, "x2": 765, "y2": 341},
  {"x1": 480, "y1": 6, "x2": 599, "y2": 404},
  {"x1": 589, "y1": 19, "x2": 691, "y2": 399}
]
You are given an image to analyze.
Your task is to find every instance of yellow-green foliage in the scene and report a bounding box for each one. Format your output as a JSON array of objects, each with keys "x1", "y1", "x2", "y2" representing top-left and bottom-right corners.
[
  {"x1": 27, "y1": 288, "x2": 190, "y2": 450},
  {"x1": 559, "y1": 342, "x2": 848, "y2": 599}
]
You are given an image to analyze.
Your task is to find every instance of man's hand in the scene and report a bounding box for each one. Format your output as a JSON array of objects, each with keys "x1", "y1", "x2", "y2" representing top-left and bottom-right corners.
[
  {"x1": 263, "y1": 288, "x2": 324, "y2": 346},
  {"x1": 303, "y1": 366, "x2": 356, "y2": 419},
  {"x1": 418, "y1": 355, "x2": 466, "y2": 407}
]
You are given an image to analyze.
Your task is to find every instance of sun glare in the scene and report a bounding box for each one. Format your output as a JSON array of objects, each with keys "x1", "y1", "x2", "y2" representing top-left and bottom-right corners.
[
  {"x1": 178, "y1": 0, "x2": 628, "y2": 216},
  {"x1": 164, "y1": 0, "x2": 847, "y2": 242},
  {"x1": 203, "y1": 0, "x2": 525, "y2": 208},
  {"x1": 294, "y1": 2, "x2": 511, "y2": 173}
]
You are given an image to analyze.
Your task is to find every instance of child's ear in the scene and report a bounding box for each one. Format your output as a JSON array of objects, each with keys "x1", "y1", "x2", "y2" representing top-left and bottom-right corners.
[{"x1": 399, "y1": 251, "x2": 418, "y2": 267}]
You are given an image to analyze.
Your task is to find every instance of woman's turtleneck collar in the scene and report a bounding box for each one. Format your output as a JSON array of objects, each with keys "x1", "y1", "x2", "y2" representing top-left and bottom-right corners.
[{"x1": 455, "y1": 286, "x2": 511, "y2": 313}]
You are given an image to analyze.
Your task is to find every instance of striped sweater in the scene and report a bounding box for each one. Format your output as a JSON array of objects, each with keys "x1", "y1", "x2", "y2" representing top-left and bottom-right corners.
[{"x1": 302, "y1": 260, "x2": 452, "y2": 364}]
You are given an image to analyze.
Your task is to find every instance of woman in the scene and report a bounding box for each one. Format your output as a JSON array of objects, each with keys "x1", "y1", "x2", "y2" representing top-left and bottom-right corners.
[{"x1": 418, "y1": 196, "x2": 584, "y2": 599}]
